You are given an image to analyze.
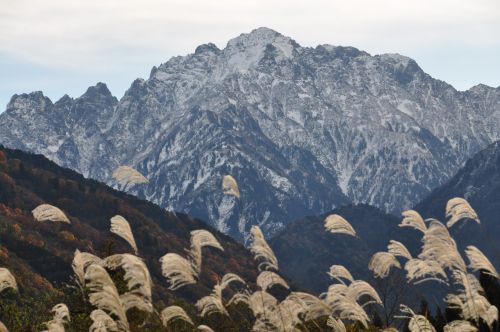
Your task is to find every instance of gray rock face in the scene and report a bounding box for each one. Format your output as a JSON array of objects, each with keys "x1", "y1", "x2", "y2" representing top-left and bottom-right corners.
[{"x1": 1, "y1": 27, "x2": 499, "y2": 241}]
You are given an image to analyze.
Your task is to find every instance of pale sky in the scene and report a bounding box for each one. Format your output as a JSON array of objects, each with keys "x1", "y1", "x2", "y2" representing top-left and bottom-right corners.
[{"x1": 1, "y1": 0, "x2": 499, "y2": 109}]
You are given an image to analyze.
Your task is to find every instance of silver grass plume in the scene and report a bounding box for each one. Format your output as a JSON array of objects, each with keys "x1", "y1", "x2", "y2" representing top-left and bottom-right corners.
[
  {"x1": 326, "y1": 316, "x2": 347, "y2": 332},
  {"x1": 327, "y1": 265, "x2": 354, "y2": 285},
  {"x1": 257, "y1": 271, "x2": 289, "y2": 291},
  {"x1": 51, "y1": 303, "x2": 71, "y2": 323},
  {"x1": 446, "y1": 197, "x2": 480, "y2": 228},
  {"x1": 41, "y1": 320, "x2": 65, "y2": 332},
  {"x1": 400, "y1": 210, "x2": 427, "y2": 233},
  {"x1": 160, "y1": 305, "x2": 194, "y2": 326},
  {"x1": 196, "y1": 272, "x2": 245, "y2": 318},
  {"x1": 324, "y1": 214, "x2": 356, "y2": 237},
  {"x1": 322, "y1": 281, "x2": 381, "y2": 328},
  {"x1": 0, "y1": 268, "x2": 17, "y2": 293},
  {"x1": 104, "y1": 254, "x2": 153, "y2": 311},
  {"x1": 222, "y1": 175, "x2": 240, "y2": 198},
  {"x1": 465, "y1": 245, "x2": 499, "y2": 278},
  {"x1": 213, "y1": 273, "x2": 247, "y2": 301},
  {"x1": 219, "y1": 273, "x2": 246, "y2": 290},
  {"x1": 250, "y1": 225, "x2": 279, "y2": 272},
  {"x1": 447, "y1": 270, "x2": 498, "y2": 328},
  {"x1": 89, "y1": 309, "x2": 119, "y2": 332},
  {"x1": 369, "y1": 252, "x2": 401, "y2": 278},
  {"x1": 84, "y1": 264, "x2": 129, "y2": 332},
  {"x1": 32, "y1": 204, "x2": 70, "y2": 223},
  {"x1": 420, "y1": 219, "x2": 466, "y2": 272},
  {"x1": 286, "y1": 292, "x2": 331, "y2": 321},
  {"x1": 0, "y1": 321, "x2": 7, "y2": 332},
  {"x1": 347, "y1": 280, "x2": 382, "y2": 304},
  {"x1": 189, "y1": 229, "x2": 224, "y2": 273},
  {"x1": 397, "y1": 304, "x2": 436, "y2": 332},
  {"x1": 42, "y1": 303, "x2": 71, "y2": 332},
  {"x1": 159, "y1": 253, "x2": 197, "y2": 290},
  {"x1": 249, "y1": 291, "x2": 279, "y2": 330},
  {"x1": 110, "y1": 216, "x2": 138, "y2": 254},
  {"x1": 278, "y1": 297, "x2": 305, "y2": 331},
  {"x1": 195, "y1": 294, "x2": 228, "y2": 317},
  {"x1": 443, "y1": 320, "x2": 478, "y2": 332},
  {"x1": 112, "y1": 166, "x2": 149, "y2": 185},
  {"x1": 387, "y1": 240, "x2": 413, "y2": 260},
  {"x1": 227, "y1": 290, "x2": 251, "y2": 307},
  {"x1": 72, "y1": 250, "x2": 103, "y2": 286},
  {"x1": 197, "y1": 325, "x2": 215, "y2": 332},
  {"x1": 404, "y1": 258, "x2": 448, "y2": 285}
]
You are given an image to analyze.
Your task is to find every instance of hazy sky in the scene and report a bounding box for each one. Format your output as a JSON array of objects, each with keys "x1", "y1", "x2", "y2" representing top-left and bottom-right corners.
[{"x1": 1, "y1": 0, "x2": 499, "y2": 109}]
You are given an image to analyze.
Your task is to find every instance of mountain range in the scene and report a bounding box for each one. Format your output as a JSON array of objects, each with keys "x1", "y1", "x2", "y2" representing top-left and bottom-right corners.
[{"x1": 1, "y1": 27, "x2": 499, "y2": 241}]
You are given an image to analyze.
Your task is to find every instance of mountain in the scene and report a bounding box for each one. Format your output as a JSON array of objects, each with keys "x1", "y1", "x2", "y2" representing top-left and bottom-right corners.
[
  {"x1": 0, "y1": 145, "x2": 257, "y2": 308},
  {"x1": 1, "y1": 27, "x2": 500, "y2": 241},
  {"x1": 269, "y1": 204, "x2": 420, "y2": 294}
]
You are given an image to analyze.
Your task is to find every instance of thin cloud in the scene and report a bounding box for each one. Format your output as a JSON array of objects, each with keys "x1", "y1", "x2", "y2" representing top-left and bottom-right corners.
[{"x1": 0, "y1": 0, "x2": 499, "y2": 107}]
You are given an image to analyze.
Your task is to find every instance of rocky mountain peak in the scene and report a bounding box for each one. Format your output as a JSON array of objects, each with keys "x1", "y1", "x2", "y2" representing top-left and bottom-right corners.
[{"x1": 1, "y1": 28, "x2": 499, "y2": 241}]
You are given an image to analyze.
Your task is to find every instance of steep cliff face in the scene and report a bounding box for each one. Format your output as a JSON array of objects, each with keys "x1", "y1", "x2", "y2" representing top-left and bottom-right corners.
[{"x1": 1, "y1": 27, "x2": 499, "y2": 240}]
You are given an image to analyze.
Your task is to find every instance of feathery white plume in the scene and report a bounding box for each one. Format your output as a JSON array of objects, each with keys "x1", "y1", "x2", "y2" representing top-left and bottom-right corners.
[
  {"x1": 189, "y1": 229, "x2": 224, "y2": 273},
  {"x1": 110, "y1": 216, "x2": 138, "y2": 254},
  {"x1": 0, "y1": 268, "x2": 17, "y2": 293},
  {"x1": 446, "y1": 197, "x2": 480, "y2": 228},
  {"x1": 197, "y1": 325, "x2": 215, "y2": 332},
  {"x1": 227, "y1": 290, "x2": 251, "y2": 307},
  {"x1": 369, "y1": 252, "x2": 401, "y2": 278},
  {"x1": 161, "y1": 306, "x2": 194, "y2": 326},
  {"x1": 196, "y1": 294, "x2": 228, "y2": 317},
  {"x1": 84, "y1": 264, "x2": 129, "y2": 332},
  {"x1": 89, "y1": 309, "x2": 119, "y2": 332},
  {"x1": 112, "y1": 166, "x2": 148, "y2": 185},
  {"x1": 443, "y1": 320, "x2": 477, "y2": 332},
  {"x1": 72, "y1": 250, "x2": 103, "y2": 286},
  {"x1": 32, "y1": 204, "x2": 70, "y2": 223},
  {"x1": 326, "y1": 316, "x2": 347, "y2": 332},
  {"x1": 400, "y1": 210, "x2": 427, "y2": 233},
  {"x1": 159, "y1": 253, "x2": 197, "y2": 290},
  {"x1": 387, "y1": 240, "x2": 413, "y2": 260},
  {"x1": 278, "y1": 297, "x2": 305, "y2": 331},
  {"x1": 104, "y1": 254, "x2": 152, "y2": 304},
  {"x1": 51, "y1": 303, "x2": 70, "y2": 323},
  {"x1": 347, "y1": 280, "x2": 382, "y2": 305},
  {"x1": 405, "y1": 259, "x2": 448, "y2": 285},
  {"x1": 324, "y1": 214, "x2": 356, "y2": 237},
  {"x1": 327, "y1": 265, "x2": 354, "y2": 285},
  {"x1": 256, "y1": 271, "x2": 289, "y2": 291},
  {"x1": 286, "y1": 292, "x2": 331, "y2": 321},
  {"x1": 465, "y1": 245, "x2": 498, "y2": 278},
  {"x1": 41, "y1": 320, "x2": 65, "y2": 332},
  {"x1": 222, "y1": 175, "x2": 240, "y2": 198},
  {"x1": 0, "y1": 321, "x2": 8, "y2": 332},
  {"x1": 250, "y1": 225, "x2": 279, "y2": 271},
  {"x1": 398, "y1": 304, "x2": 436, "y2": 332},
  {"x1": 447, "y1": 270, "x2": 498, "y2": 328},
  {"x1": 219, "y1": 273, "x2": 246, "y2": 290},
  {"x1": 420, "y1": 219, "x2": 466, "y2": 272}
]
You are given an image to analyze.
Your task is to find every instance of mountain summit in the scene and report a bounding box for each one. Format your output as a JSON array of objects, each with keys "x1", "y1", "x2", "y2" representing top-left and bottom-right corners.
[{"x1": 1, "y1": 28, "x2": 499, "y2": 241}]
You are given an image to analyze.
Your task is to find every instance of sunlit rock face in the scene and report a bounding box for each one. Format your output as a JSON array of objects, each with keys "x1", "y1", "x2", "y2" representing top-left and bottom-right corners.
[{"x1": 1, "y1": 27, "x2": 499, "y2": 241}]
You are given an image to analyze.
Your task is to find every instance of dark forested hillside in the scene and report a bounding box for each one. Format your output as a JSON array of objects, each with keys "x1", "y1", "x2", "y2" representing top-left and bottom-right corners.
[
  {"x1": 415, "y1": 140, "x2": 500, "y2": 267},
  {"x1": 269, "y1": 204, "x2": 421, "y2": 294},
  {"x1": 0, "y1": 146, "x2": 257, "y2": 330}
]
